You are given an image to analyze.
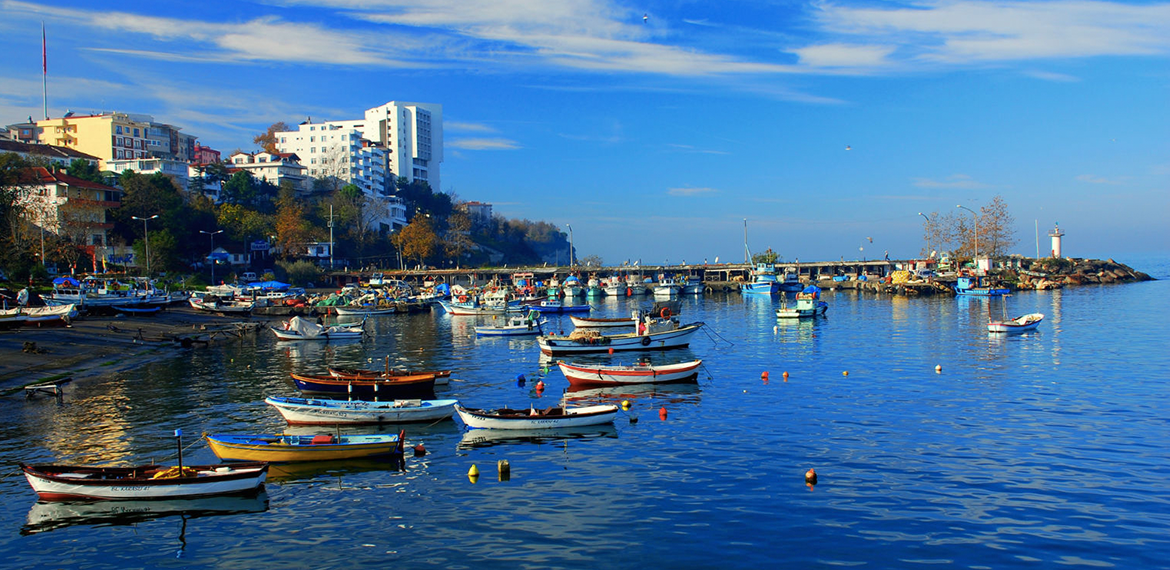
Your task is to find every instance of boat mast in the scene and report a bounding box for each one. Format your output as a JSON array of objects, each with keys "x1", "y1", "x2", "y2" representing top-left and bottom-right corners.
[{"x1": 743, "y1": 218, "x2": 753, "y2": 264}]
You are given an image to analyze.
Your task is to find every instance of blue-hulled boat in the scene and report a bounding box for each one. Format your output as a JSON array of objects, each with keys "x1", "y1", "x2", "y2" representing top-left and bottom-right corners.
[{"x1": 955, "y1": 276, "x2": 1010, "y2": 296}]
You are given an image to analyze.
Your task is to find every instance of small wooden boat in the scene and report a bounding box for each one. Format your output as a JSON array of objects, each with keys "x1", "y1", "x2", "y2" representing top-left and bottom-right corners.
[
  {"x1": 188, "y1": 295, "x2": 254, "y2": 314},
  {"x1": 290, "y1": 372, "x2": 437, "y2": 399},
  {"x1": 266, "y1": 396, "x2": 458, "y2": 425},
  {"x1": 538, "y1": 317, "x2": 704, "y2": 355},
  {"x1": 987, "y1": 312, "x2": 1044, "y2": 333},
  {"x1": 21, "y1": 462, "x2": 268, "y2": 501},
  {"x1": 569, "y1": 315, "x2": 635, "y2": 329},
  {"x1": 205, "y1": 431, "x2": 405, "y2": 462},
  {"x1": 558, "y1": 359, "x2": 702, "y2": 387},
  {"x1": 476, "y1": 312, "x2": 547, "y2": 336},
  {"x1": 530, "y1": 300, "x2": 591, "y2": 314},
  {"x1": 334, "y1": 305, "x2": 396, "y2": 316},
  {"x1": 327, "y1": 359, "x2": 452, "y2": 386},
  {"x1": 455, "y1": 403, "x2": 619, "y2": 430},
  {"x1": 775, "y1": 286, "x2": 828, "y2": 319},
  {"x1": 272, "y1": 316, "x2": 364, "y2": 341}
]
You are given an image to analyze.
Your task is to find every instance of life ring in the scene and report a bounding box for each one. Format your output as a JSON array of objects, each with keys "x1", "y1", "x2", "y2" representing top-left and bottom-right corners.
[
  {"x1": 660, "y1": 307, "x2": 672, "y2": 319},
  {"x1": 641, "y1": 335, "x2": 652, "y2": 346},
  {"x1": 458, "y1": 295, "x2": 468, "y2": 303}
]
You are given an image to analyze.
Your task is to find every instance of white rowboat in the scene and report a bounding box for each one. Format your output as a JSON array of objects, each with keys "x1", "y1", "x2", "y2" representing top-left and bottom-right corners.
[
  {"x1": 455, "y1": 403, "x2": 619, "y2": 430},
  {"x1": 558, "y1": 359, "x2": 702, "y2": 387},
  {"x1": 987, "y1": 313, "x2": 1044, "y2": 333},
  {"x1": 21, "y1": 462, "x2": 268, "y2": 501},
  {"x1": 265, "y1": 396, "x2": 458, "y2": 425}
]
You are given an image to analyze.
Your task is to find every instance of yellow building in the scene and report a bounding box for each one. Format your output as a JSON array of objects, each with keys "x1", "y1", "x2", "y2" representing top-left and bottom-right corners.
[{"x1": 36, "y1": 112, "x2": 152, "y2": 168}]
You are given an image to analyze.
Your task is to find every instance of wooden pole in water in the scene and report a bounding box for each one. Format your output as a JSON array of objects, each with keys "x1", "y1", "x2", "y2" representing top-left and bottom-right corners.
[{"x1": 175, "y1": 429, "x2": 183, "y2": 471}]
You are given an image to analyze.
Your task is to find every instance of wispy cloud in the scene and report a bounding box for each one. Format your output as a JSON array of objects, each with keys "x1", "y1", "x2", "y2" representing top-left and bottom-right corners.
[
  {"x1": 446, "y1": 122, "x2": 497, "y2": 133},
  {"x1": 447, "y1": 138, "x2": 521, "y2": 150},
  {"x1": 912, "y1": 174, "x2": 992, "y2": 189},
  {"x1": 1022, "y1": 69, "x2": 1080, "y2": 82},
  {"x1": 1076, "y1": 174, "x2": 1125, "y2": 185},
  {"x1": 667, "y1": 186, "x2": 719, "y2": 196},
  {"x1": 666, "y1": 144, "x2": 729, "y2": 155}
]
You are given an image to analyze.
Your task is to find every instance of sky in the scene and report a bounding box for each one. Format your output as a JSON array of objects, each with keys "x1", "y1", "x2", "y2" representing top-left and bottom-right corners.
[{"x1": 1, "y1": 0, "x2": 1167, "y2": 266}]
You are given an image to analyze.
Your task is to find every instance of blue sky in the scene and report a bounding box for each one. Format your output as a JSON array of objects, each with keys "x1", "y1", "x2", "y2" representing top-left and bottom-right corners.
[{"x1": 1, "y1": 0, "x2": 1167, "y2": 265}]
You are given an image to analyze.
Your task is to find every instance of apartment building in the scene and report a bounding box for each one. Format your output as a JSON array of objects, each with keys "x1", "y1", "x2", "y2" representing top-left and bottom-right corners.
[{"x1": 227, "y1": 150, "x2": 310, "y2": 193}]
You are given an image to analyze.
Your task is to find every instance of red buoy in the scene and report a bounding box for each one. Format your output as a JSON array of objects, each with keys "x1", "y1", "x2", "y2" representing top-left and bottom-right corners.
[
  {"x1": 535, "y1": 380, "x2": 545, "y2": 392},
  {"x1": 413, "y1": 444, "x2": 427, "y2": 457},
  {"x1": 608, "y1": 348, "x2": 614, "y2": 355},
  {"x1": 805, "y1": 468, "x2": 817, "y2": 485},
  {"x1": 761, "y1": 371, "x2": 769, "y2": 380},
  {"x1": 659, "y1": 406, "x2": 668, "y2": 420}
]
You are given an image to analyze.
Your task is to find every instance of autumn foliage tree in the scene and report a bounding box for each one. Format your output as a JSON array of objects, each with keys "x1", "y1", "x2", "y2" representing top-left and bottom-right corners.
[
  {"x1": 253, "y1": 121, "x2": 289, "y2": 154},
  {"x1": 391, "y1": 216, "x2": 437, "y2": 268}
]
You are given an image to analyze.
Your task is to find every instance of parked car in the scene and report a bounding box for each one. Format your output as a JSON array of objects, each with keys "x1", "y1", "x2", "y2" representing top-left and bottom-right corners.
[{"x1": 241, "y1": 271, "x2": 258, "y2": 281}]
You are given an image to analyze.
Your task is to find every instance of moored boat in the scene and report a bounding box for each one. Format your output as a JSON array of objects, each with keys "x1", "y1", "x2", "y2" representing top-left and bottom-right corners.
[
  {"x1": 530, "y1": 299, "x2": 591, "y2": 314},
  {"x1": 987, "y1": 312, "x2": 1044, "y2": 333},
  {"x1": 290, "y1": 372, "x2": 437, "y2": 399},
  {"x1": 21, "y1": 462, "x2": 268, "y2": 501},
  {"x1": 272, "y1": 316, "x2": 364, "y2": 341},
  {"x1": 476, "y1": 311, "x2": 547, "y2": 336},
  {"x1": 205, "y1": 432, "x2": 405, "y2": 462},
  {"x1": 955, "y1": 276, "x2": 1010, "y2": 296},
  {"x1": 558, "y1": 359, "x2": 702, "y2": 387},
  {"x1": 775, "y1": 285, "x2": 828, "y2": 318},
  {"x1": 455, "y1": 403, "x2": 619, "y2": 430},
  {"x1": 538, "y1": 309, "x2": 703, "y2": 355},
  {"x1": 569, "y1": 315, "x2": 636, "y2": 329},
  {"x1": 265, "y1": 396, "x2": 458, "y2": 425}
]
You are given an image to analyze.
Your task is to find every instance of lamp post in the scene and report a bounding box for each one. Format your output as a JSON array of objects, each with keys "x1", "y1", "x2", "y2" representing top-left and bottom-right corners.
[
  {"x1": 956, "y1": 205, "x2": 979, "y2": 270},
  {"x1": 131, "y1": 214, "x2": 159, "y2": 276},
  {"x1": 917, "y1": 212, "x2": 932, "y2": 259},
  {"x1": 565, "y1": 224, "x2": 575, "y2": 268},
  {"x1": 200, "y1": 229, "x2": 223, "y2": 285}
]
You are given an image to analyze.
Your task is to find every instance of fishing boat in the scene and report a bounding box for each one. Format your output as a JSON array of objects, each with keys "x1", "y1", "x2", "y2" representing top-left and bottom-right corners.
[
  {"x1": 681, "y1": 276, "x2": 705, "y2": 295},
  {"x1": 436, "y1": 298, "x2": 512, "y2": 316},
  {"x1": 455, "y1": 403, "x2": 619, "y2": 430},
  {"x1": 775, "y1": 286, "x2": 829, "y2": 318},
  {"x1": 561, "y1": 276, "x2": 585, "y2": 297},
  {"x1": 777, "y1": 271, "x2": 804, "y2": 292},
  {"x1": 327, "y1": 364, "x2": 451, "y2": 386},
  {"x1": 653, "y1": 277, "x2": 681, "y2": 297},
  {"x1": 265, "y1": 396, "x2": 458, "y2": 425},
  {"x1": 476, "y1": 310, "x2": 547, "y2": 336},
  {"x1": 987, "y1": 313, "x2": 1044, "y2": 333},
  {"x1": 530, "y1": 299, "x2": 591, "y2": 314},
  {"x1": 558, "y1": 359, "x2": 702, "y2": 387},
  {"x1": 741, "y1": 263, "x2": 781, "y2": 295},
  {"x1": 189, "y1": 294, "x2": 254, "y2": 315},
  {"x1": 205, "y1": 431, "x2": 405, "y2": 462},
  {"x1": 290, "y1": 372, "x2": 437, "y2": 399},
  {"x1": 271, "y1": 316, "x2": 364, "y2": 341},
  {"x1": 569, "y1": 315, "x2": 636, "y2": 329},
  {"x1": 20, "y1": 462, "x2": 268, "y2": 501},
  {"x1": 538, "y1": 308, "x2": 703, "y2": 355},
  {"x1": 1, "y1": 304, "x2": 77, "y2": 326},
  {"x1": 955, "y1": 276, "x2": 1011, "y2": 296}
]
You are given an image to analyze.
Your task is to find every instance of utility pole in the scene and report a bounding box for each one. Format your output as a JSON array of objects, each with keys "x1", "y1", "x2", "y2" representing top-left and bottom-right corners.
[
  {"x1": 328, "y1": 204, "x2": 335, "y2": 270},
  {"x1": 132, "y1": 214, "x2": 159, "y2": 277},
  {"x1": 201, "y1": 230, "x2": 223, "y2": 285}
]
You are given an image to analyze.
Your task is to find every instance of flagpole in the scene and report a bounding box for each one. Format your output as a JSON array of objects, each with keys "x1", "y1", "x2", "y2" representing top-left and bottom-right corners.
[{"x1": 42, "y1": 22, "x2": 48, "y2": 120}]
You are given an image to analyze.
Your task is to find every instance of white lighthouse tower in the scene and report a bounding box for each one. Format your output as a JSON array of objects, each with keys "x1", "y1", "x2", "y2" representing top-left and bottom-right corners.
[{"x1": 1047, "y1": 223, "x2": 1065, "y2": 258}]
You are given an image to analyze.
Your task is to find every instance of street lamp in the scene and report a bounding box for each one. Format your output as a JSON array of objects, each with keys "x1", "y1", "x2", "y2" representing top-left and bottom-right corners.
[
  {"x1": 200, "y1": 229, "x2": 224, "y2": 285},
  {"x1": 131, "y1": 214, "x2": 159, "y2": 277},
  {"x1": 917, "y1": 212, "x2": 932, "y2": 259},
  {"x1": 956, "y1": 205, "x2": 979, "y2": 269},
  {"x1": 565, "y1": 224, "x2": 575, "y2": 268}
]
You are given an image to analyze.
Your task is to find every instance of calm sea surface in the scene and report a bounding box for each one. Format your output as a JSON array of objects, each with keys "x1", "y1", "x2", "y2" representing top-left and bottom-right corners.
[{"x1": 2, "y1": 256, "x2": 1168, "y2": 569}]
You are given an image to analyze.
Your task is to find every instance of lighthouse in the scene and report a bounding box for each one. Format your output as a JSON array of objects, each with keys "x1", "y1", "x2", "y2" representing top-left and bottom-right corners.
[{"x1": 1047, "y1": 223, "x2": 1065, "y2": 258}]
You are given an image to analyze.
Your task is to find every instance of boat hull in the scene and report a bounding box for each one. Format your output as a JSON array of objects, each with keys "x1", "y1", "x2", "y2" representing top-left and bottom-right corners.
[
  {"x1": 266, "y1": 397, "x2": 458, "y2": 425},
  {"x1": 271, "y1": 327, "x2": 363, "y2": 341},
  {"x1": 334, "y1": 306, "x2": 396, "y2": 316},
  {"x1": 206, "y1": 433, "x2": 403, "y2": 462},
  {"x1": 455, "y1": 404, "x2": 619, "y2": 429},
  {"x1": 987, "y1": 313, "x2": 1044, "y2": 333},
  {"x1": 569, "y1": 316, "x2": 635, "y2": 329},
  {"x1": 538, "y1": 323, "x2": 704, "y2": 355},
  {"x1": 558, "y1": 360, "x2": 702, "y2": 386},
  {"x1": 290, "y1": 373, "x2": 437, "y2": 399},
  {"x1": 21, "y1": 463, "x2": 268, "y2": 501}
]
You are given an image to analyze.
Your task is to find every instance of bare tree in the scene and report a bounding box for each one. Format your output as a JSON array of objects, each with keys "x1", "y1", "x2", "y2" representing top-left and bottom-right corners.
[
  {"x1": 315, "y1": 144, "x2": 350, "y2": 193},
  {"x1": 980, "y1": 195, "x2": 1017, "y2": 258}
]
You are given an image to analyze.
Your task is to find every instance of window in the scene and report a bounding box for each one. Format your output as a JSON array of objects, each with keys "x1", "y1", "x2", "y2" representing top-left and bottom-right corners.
[
  {"x1": 133, "y1": 128, "x2": 140, "y2": 137},
  {"x1": 116, "y1": 126, "x2": 122, "y2": 134},
  {"x1": 280, "y1": 137, "x2": 286, "y2": 143},
  {"x1": 310, "y1": 136, "x2": 315, "y2": 142}
]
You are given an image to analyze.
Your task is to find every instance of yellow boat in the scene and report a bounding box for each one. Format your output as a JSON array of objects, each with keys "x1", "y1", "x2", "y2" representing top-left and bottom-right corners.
[{"x1": 205, "y1": 431, "x2": 404, "y2": 463}]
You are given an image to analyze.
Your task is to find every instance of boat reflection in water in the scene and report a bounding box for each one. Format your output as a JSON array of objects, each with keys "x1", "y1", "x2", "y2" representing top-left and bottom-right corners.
[
  {"x1": 458, "y1": 424, "x2": 618, "y2": 450},
  {"x1": 21, "y1": 491, "x2": 269, "y2": 535},
  {"x1": 265, "y1": 456, "x2": 406, "y2": 484},
  {"x1": 563, "y1": 381, "x2": 702, "y2": 407}
]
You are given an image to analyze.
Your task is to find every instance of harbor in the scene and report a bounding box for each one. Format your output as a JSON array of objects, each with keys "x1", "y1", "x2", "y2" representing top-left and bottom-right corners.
[{"x1": 0, "y1": 256, "x2": 1167, "y2": 569}]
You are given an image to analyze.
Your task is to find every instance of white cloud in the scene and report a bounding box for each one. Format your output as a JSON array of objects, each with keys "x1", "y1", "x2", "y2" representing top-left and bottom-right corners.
[
  {"x1": 446, "y1": 122, "x2": 497, "y2": 133},
  {"x1": 447, "y1": 138, "x2": 521, "y2": 150},
  {"x1": 912, "y1": 174, "x2": 991, "y2": 189},
  {"x1": 667, "y1": 186, "x2": 719, "y2": 196}
]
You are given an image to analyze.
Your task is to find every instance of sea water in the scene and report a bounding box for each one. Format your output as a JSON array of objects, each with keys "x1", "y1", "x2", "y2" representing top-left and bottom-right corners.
[{"x1": 1, "y1": 257, "x2": 1168, "y2": 569}]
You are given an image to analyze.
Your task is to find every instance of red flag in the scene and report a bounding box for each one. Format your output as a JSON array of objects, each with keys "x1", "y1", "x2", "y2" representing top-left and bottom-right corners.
[{"x1": 42, "y1": 23, "x2": 46, "y2": 74}]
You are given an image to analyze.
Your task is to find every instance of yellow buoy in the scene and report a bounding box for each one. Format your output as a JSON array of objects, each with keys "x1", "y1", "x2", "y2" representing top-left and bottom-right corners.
[
  {"x1": 468, "y1": 464, "x2": 479, "y2": 477},
  {"x1": 621, "y1": 400, "x2": 631, "y2": 411},
  {"x1": 842, "y1": 371, "x2": 849, "y2": 376}
]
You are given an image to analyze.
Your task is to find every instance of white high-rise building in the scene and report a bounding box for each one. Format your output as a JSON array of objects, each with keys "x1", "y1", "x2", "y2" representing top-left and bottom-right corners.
[{"x1": 276, "y1": 101, "x2": 442, "y2": 194}]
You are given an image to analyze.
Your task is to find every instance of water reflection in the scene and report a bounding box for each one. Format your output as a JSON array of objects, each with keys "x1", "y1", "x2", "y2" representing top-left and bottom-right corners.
[
  {"x1": 21, "y1": 491, "x2": 269, "y2": 535},
  {"x1": 563, "y1": 382, "x2": 702, "y2": 407},
  {"x1": 266, "y1": 457, "x2": 405, "y2": 483},
  {"x1": 457, "y1": 424, "x2": 619, "y2": 450}
]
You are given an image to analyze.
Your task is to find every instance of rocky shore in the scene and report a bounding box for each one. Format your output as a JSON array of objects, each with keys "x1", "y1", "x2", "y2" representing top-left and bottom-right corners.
[{"x1": 825, "y1": 258, "x2": 1153, "y2": 296}]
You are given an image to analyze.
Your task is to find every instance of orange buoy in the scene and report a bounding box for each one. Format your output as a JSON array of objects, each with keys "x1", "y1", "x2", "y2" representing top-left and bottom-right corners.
[
  {"x1": 659, "y1": 406, "x2": 668, "y2": 420},
  {"x1": 782, "y1": 371, "x2": 789, "y2": 381},
  {"x1": 842, "y1": 371, "x2": 849, "y2": 376},
  {"x1": 805, "y1": 468, "x2": 817, "y2": 485},
  {"x1": 761, "y1": 371, "x2": 769, "y2": 380},
  {"x1": 608, "y1": 348, "x2": 614, "y2": 355},
  {"x1": 535, "y1": 380, "x2": 545, "y2": 392},
  {"x1": 413, "y1": 444, "x2": 427, "y2": 457}
]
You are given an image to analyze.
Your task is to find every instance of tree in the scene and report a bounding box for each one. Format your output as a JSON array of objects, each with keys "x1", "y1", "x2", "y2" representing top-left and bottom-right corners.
[
  {"x1": 391, "y1": 216, "x2": 437, "y2": 268},
  {"x1": 132, "y1": 228, "x2": 179, "y2": 274},
  {"x1": 443, "y1": 210, "x2": 474, "y2": 266},
  {"x1": 254, "y1": 121, "x2": 289, "y2": 154},
  {"x1": 579, "y1": 254, "x2": 603, "y2": 267},
  {"x1": 314, "y1": 144, "x2": 350, "y2": 193},
  {"x1": 274, "y1": 186, "x2": 316, "y2": 259},
  {"x1": 980, "y1": 195, "x2": 1017, "y2": 258},
  {"x1": 221, "y1": 171, "x2": 260, "y2": 207},
  {"x1": 65, "y1": 159, "x2": 104, "y2": 184},
  {"x1": 752, "y1": 248, "x2": 779, "y2": 264}
]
